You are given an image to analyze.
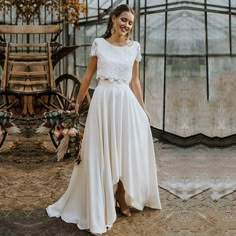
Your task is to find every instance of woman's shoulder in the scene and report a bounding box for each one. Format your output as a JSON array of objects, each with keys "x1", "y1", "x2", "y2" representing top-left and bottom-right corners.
[
  {"x1": 128, "y1": 41, "x2": 141, "y2": 52},
  {"x1": 92, "y1": 37, "x2": 104, "y2": 44},
  {"x1": 131, "y1": 40, "x2": 140, "y2": 47}
]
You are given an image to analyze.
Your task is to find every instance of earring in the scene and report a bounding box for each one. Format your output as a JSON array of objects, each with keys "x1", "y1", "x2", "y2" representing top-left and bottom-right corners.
[{"x1": 111, "y1": 27, "x2": 115, "y2": 34}]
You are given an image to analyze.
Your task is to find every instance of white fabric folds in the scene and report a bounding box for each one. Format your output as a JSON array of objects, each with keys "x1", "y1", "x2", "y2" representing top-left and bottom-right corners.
[
  {"x1": 47, "y1": 38, "x2": 161, "y2": 235},
  {"x1": 46, "y1": 80, "x2": 161, "y2": 234}
]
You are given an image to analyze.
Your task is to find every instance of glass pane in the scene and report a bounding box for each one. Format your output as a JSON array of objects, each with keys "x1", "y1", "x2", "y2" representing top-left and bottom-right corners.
[
  {"x1": 76, "y1": 66, "x2": 86, "y2": 83},
  {"x1": 87, "y1": 0, "x2": 98, "y2": 17},
  {"x1": 85, "y1": 25, "x2": 96, "y2": 44},
  {"x1": 207, "y1": 0, "x2": 229, "y2": 6},
  {"x1": 99, "y1": 0, "x2": 127, "y2": 9},
  {"x1": 75, "y1": 26, "x2": 85, "y2": 45},
  {"x1": 167, "y1": 10, "x2": 205, "y2": 55},
  {"x1": 140, "y1": 15, "x2": 145, "y2": 53},
  {"x1": 165, "y1": 57, "x2": 207, "y2": 137},
  {"x1": 114, "y1": 0, "x2": 126, "y2": 5},
  {"x1": 128, "y1": 0, "x2": 134, "y2": 7},
  {"x1": 147, "y1": 0, "x2": 165, "y2": 6},
  {"x1": 85, "y1": 47, "x2": 97, "y2": 89},
  {"x1": 75, "y1": 27, "x2": 86, "y2": 77},
  {"x1": 97, "y1": 23, "x2": 107, "y2": 37},
  {"x1": 231, "y1": 0, "x2": 236, "y2": 8},
  {"x1": 99, "y1": 0, "x2": 112, "y2": 8},
  {"x1": 97, "y1": 0, "x2": 111, "y2": 16},
  {"x1": 146, "y1": 13, "x2": 165, "y2": 54},
  {"x1": 140, "y1": 0, "x2": 145, "y2": 8},
  {"x1": 207, "y1": 13, "x2": 229, "y2": 54},
  {"x1": 231, "y1": 14, "x2": 236, "y2": 53},
  {"x1": 168, "y1": 0, "x2": 204, "y2": 3},
  {"x1": 76, "y1": 47, "x2": 86, "y2": 66},
  {"x1": 208, "y1": 57, "x2": 236, "y2": 137},
  {"x1": 144, "y1": 57, "x2": 165, "y2": 129}
]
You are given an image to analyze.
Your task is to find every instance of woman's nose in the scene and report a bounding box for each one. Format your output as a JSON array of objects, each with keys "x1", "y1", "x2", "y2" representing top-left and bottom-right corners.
[{"x1": 124, "y1": 22, "x2": 130, "y2": 29}]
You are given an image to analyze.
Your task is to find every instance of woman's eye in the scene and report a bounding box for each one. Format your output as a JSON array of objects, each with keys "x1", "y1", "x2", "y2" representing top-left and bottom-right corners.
[{"x1": 121, "y1": 18, "x2": 133, "y2": 26}]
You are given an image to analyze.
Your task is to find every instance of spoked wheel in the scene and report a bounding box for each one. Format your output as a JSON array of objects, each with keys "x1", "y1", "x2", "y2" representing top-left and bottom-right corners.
[
  {"x1": 0, "y1": 94, "x2": 10, "y2": 148},
  {"x1": 0, "y1": 131, "x2": 7, "y2": 148},
  {"x1": 49, "y1": 73, "x2": 90, "y2": 148},
  {"x1": 0, "y1": 94, "x2": 11, "y2": 148}
]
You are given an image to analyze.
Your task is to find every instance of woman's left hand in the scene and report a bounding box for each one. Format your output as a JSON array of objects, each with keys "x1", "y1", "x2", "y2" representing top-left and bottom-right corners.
[
  {"x1": 74, "y1": 103, "x2": 80, "y2": 116},
  {"x1": 144, "y1": 109, "x2": 151, "y2": 123}
]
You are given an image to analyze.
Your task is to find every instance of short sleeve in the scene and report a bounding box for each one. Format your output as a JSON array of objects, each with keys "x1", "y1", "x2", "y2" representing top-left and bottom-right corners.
[
  {"x1": 135, "y1": 42, "x2": 142, "y2": 62},
  {"x1": 90, "y1": 39, "x2": 98, "y2": 57}
]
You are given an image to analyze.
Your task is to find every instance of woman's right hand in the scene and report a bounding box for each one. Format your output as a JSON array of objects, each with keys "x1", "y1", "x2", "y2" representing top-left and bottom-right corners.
[
  {"x1": 144, "y1": 109, "x2": 151, "y2": 123},
  {"x1": 75, "y1": 103, "x2": 80, "y2": 116}
]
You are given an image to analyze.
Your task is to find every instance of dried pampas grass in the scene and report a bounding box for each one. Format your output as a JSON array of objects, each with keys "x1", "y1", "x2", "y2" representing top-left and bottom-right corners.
[{"x1": 56, "y1": 135, "x2": 70, "y2": 161}]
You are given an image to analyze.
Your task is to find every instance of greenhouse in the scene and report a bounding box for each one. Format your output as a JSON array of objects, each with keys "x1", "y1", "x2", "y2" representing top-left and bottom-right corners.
[{"x1": 0, "y1": 1, "x2": 235, "y2": 235}]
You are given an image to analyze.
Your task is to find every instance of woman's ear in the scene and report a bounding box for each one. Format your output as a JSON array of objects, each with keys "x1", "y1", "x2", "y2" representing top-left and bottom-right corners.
[{"x1": 112, "y1": 15, "x2": 116, "y2": 23}]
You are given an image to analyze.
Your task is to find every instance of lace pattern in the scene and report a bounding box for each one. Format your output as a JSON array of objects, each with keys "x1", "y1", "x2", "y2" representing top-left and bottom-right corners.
[
  {"x1": 90, "y1": 38, "x2": 142, "y2": 83},
  {"x1": 90, "y1": 40, "x2": 97, "y2": 56},
  {"x1": 136, "y1": 43, "x2": 142, "y2": 62}
]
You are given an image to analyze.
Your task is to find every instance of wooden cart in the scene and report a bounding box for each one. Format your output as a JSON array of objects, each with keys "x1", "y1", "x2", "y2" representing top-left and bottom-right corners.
[{"x1": 0, "y1": 24, "x2": 90, "y2": 148}]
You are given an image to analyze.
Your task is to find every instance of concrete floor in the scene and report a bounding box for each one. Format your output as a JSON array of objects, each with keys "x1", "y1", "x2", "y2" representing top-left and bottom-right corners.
[{"x1": 0, "y1": 134, "x2": 236, "y2": 236}]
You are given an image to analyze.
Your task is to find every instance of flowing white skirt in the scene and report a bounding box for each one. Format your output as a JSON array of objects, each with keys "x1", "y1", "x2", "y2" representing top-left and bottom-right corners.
[{"x1": 46, "y1": 79, "x2": 161, "y2": 235}]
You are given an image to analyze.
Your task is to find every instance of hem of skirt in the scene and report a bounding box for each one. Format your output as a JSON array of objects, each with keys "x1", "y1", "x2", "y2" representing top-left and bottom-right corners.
[
  {"x1": 131, "y1": 201, "x2": 162, "y2": 211},
  {"x1": 114, "y1": 177, "x2": 162, "y2": 211},
  {"x1": 46, "y1": 207, "x2": 115, "y2": 235}
]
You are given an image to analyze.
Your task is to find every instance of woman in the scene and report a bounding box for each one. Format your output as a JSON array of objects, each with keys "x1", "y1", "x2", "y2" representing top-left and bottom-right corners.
[{"x1": 46, "y1": 4, "x2": 161, "y2": 235}]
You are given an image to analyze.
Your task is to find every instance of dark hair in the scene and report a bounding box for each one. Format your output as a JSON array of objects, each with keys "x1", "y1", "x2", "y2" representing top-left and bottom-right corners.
[{"x1": 101, "y1": 4, "x2": 135, "y2": 39}]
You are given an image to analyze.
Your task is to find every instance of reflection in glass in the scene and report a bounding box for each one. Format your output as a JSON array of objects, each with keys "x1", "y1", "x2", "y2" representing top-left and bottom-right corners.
[
  {"x1": 231, "y1": 14, "x2": 236, "y2": 53},
  {"x1": 231, "y1": 0, "x2": 236, "y2": 8},
  {"x1": 168, "y1": 0, "x2": 204, "y2": 2},
  {"x1": 165, "y1": 57, "x2": 207, "y2": 136},
  {"x1": 146, "y1": 13, "x2": 165, "y2": 54},
  {"x1": 167, "y1": 10, "x2": 205, "y2": 55},
  {"x1": 76, "y1": 46, "x2": 86, "y2": 66},
  {"x1": 147, "y1": 0, "x2": 165, "y2": 6},
  {"x1": 87, "y1": 0, "x2": 98, "y2": 17},
  {"x1": 208, "y1": 57, "x2": 236, "y2": 136},
  {"x1": 98, "y1": 0, "x2": 111, "y2": 9},
  {"x1": 207, "y1": 0, "x2": 229, "y2": 6},
  {"x1": 208, "y1": 13, "x2": 229, "y2": 54},
  {"x1": 76, "y1": 26, "x2": 85, "y2": 45},
  {"x1": 97, "y1": 24, "x2": 106, "y2": 37},
  {"x1": 85, "y1": 25, "x2": 96, "y2": 43},
  {"x1": 140, "y1": 15, "x2": 145, "y2": 53},
  {"x1": 144, "y1": 57, "x2": 164, "y2": 129}
]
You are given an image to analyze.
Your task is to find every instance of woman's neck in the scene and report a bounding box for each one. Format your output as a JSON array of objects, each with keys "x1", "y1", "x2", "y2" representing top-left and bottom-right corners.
[{"x1": 108, "y1": 34, "x2": 129, "y2": 46}]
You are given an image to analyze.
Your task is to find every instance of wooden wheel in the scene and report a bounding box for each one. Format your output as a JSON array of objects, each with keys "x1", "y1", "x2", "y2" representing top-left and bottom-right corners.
[
  {"x1": 0, "y1": 106, "x2": 7, "y2": 148},
  {"x1": 49, "y1": 73, "x2": 90, "y2": 148},
  {"x1": 0, "y1": 94, "x2": 12, "y2": 148},
  {"x1": 52, "y1": 74, "x2": 90, "y2": 112},
  {"x1": 0, "y1": 131, "x2": 7, "y2": 148}
]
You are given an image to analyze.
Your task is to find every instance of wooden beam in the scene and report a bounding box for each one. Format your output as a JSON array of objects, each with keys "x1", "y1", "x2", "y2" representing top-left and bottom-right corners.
[{"x1": 0, "y1": 25, "x2": 61, "y2": 34}]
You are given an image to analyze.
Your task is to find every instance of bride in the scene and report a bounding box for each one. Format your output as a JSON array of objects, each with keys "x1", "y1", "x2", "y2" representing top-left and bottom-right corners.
[{"x1": 46, "y1": 4, "x2": 161, "y2": 235}]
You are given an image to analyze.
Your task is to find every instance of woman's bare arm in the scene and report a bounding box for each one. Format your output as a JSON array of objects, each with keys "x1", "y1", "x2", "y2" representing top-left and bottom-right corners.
[
  {"x1": 130, "y1": 60, "x2": 145, "y2": 109},
  {"x1": 75, "y1": 56, "x2": 97, "y2": 114}
]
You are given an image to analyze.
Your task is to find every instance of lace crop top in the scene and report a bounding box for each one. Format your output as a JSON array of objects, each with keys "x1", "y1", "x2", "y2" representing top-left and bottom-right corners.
[{"x1": 90, "y1": 38, "x2": 142, "y2": 84}]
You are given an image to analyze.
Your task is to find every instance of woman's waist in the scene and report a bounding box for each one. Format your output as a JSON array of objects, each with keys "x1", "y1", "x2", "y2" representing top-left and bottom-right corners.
[{"x1": 96, "y1": 75, "x2": 130, "y2": 85}]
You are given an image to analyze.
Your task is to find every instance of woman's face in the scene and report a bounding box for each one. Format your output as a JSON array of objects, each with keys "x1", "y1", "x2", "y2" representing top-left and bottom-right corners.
[{"x1": 112, "y1": 11, "x2": 134, "y2": 36}]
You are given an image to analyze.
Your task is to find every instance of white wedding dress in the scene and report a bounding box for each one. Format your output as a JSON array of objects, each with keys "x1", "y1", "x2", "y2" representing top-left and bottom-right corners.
[{"x1": 46, "y1": 37, "x2": 161, "y2": 235}]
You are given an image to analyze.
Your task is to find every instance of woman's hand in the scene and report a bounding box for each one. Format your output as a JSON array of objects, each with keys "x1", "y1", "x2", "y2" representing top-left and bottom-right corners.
[
  {"x1": 144, "y1": 109, "x2": 151, "y2": 123},
  {"x1": 75, "y1": 103, "x2": 80, "y2": 116}
]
